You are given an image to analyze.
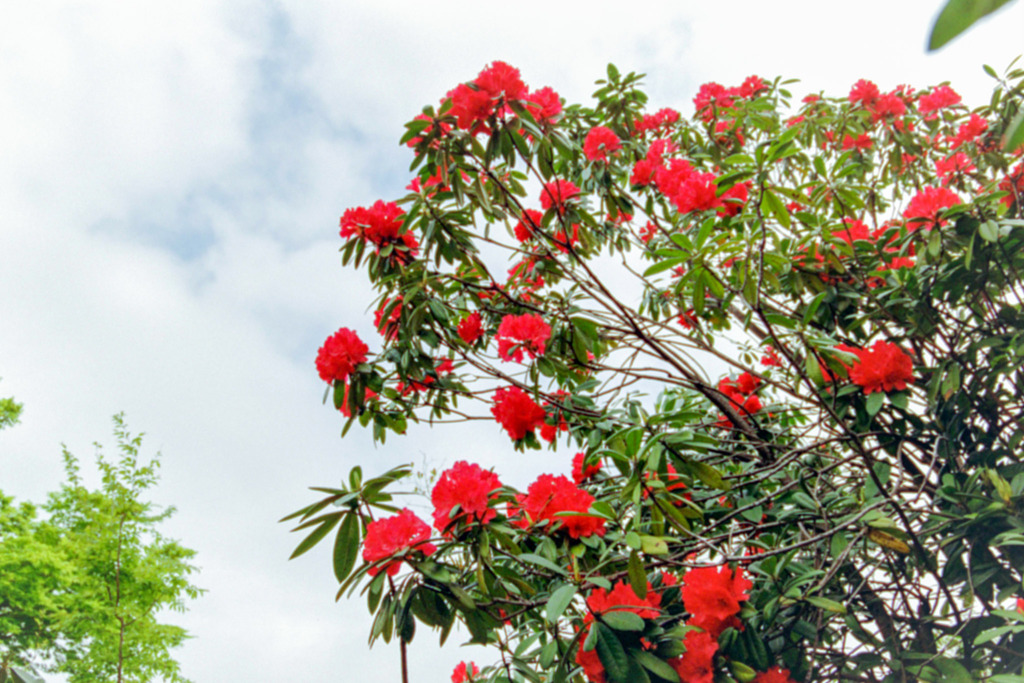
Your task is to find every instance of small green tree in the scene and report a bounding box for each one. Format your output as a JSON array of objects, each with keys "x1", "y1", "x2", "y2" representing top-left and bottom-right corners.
[{"x1": 43, "y1": 414, "x2": 202, "y2": 683}]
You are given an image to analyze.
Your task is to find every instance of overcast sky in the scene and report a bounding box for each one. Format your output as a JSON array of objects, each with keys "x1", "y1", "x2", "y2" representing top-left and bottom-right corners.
[{"x1": 2, "y1": 2, "x2": 1022, "y2": 681}]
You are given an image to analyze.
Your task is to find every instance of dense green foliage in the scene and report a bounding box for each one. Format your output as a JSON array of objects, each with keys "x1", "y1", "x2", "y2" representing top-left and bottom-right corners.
[{"x1": 1, "y1": 414, "x2": 201, "y2": 683}]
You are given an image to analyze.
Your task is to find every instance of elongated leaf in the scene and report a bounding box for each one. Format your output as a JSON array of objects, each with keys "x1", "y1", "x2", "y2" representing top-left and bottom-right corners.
[
  {"x1": 601, "y1": 610, "x2": 645, "y2": 632},
  {"x1": 1005, "y1": 108, "x2": 1024, "y2": 152},
  {"x1": 290, "y1": 513, "x2": 342, "y2": 560},
  {"x1": 594, "y1": 623, "x2": 631, "y2": 683},
  {"x1": 546, "y1": 584, "x2": 577, "y2": 624},
  {"x1": 928, "y1": 0, "x2": 1016, "y2": 50},
  {"x1": 632, "y1": 650, "x2": 680, "y2": 683},
  {"x1": 332, "y1": 513, "x2": 360, "y2": 582},
  {"x1": 627, "y1": 550, "x2": 647, "y2": 599}
]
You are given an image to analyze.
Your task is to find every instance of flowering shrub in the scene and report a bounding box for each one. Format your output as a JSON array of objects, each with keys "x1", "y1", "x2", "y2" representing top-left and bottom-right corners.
[{"x1": 289, "y1": 60, "x2": 1024, "y2": 683}]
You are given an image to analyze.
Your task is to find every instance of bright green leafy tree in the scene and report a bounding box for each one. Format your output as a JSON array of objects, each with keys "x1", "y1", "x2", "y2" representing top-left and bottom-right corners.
[{"x1": 1, "y1": 411, "x2": 202, "y2": 683}]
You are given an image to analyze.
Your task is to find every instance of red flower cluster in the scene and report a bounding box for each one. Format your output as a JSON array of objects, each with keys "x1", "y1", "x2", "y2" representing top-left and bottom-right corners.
[
  {"x1": 362, "y1": 508, "x2": 436, "y2": 577},
  {"x1": 374, "y1": 296, "x2": 402, "y2": 340},
  {"x1": 918, "y1": 85, "x2": 961, "y2": 115},
  {"x1": 753, "y1": 667, "x2": 798, "y2": 683},
  {"x1": 670, "y1": 629, "x2": 718, "y2": 683},
  {"x1": 339, "y1": 200, "x2": 418, "y2": 262},
  {"x1": 1000, "y1": 162, "x2": 1024, "y2": 210},
  {"x1": 575, "y1": 580, "x2": 662, "y2": 682},
  {"x1": 431, "y1": 461, "x2": 502, "y2": 535},
  {"x1": 540, "y1": 179, "x2": 581, "y2": 213},
  {"x1": 680, "y1": 565, "x2": 752, "y2": 637},
  {"x1": 496, "y1": 313, "x2": 551, "y2": 362},
  {"x1": 950, "y1": 113, "x2": 989, "y2": 148},
  {"x1": 510, "y1": 474, "x2": 606, "y2": 538},
  {"x1": 583, "y1": 126, "x2": 621, "y2": 161},
  {"x1": 903, "y1": 186, "x2": 961, "y2": 229},
  {"x1": 540, "y1": 390, "x2": 571, "y2": 443},
  {"x1": 513, "y1": 208, "x2": 544, "y2": 242},
  {"x1": 847, "y1": 79, "x2": 911, "y2": 122},
  {"x1": 457, "y1": 311, "x2": 483, "y2": 344},
  {"x1": 490, "y1": 386, "x2": 547, "y2": 440},
  {"x1": 635, "y1": 107, "x2": 680, "y2": 135},
  {"x1": 849, "y1": 340, "x2": 914, "y2": 394},
  {"x1": 693, "y1": 76, "x2": 767, "y2": 121},
  {"x1": 526, "y1": 86, "x2": 562, "y2": 126},
  {"x1": 572, "y1": 452, "x2": 601, "y2": 484},
  {"x1": 316, "y1": 327, "x2": 368, "y2": 384},
  {"x1": 450, "y1": 661, "x2": 479, "y2": 683},
  {"x1": 935, "y1": 152, "x2": 976, "y2": 185},
  {"x1": 715, "y1": 372, "x2": 763, "y2": 428}
]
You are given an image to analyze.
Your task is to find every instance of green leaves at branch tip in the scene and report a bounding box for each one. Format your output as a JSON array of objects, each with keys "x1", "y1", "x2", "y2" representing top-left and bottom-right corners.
[{"x1": 927, "y1": 0, "x2": 1017, "y2": 50}]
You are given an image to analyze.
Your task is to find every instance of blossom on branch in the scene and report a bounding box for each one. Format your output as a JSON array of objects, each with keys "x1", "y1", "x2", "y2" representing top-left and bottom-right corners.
[
  {"x1": 362, "y1": 508, "x2": 436, "y2": 577},
  {"x1": 490, "y1": 387, "x2": 547, "y2": 440},
  {"x1": 431, "y1": 461, "x2": 503, "y2": 535},
  {"x1": 849, "y1": 340, "x2": 914, "y2": 394},
  {"x1": 496, "y1": 313, "x2": 551, "y2": 362},
  {"x1": 316, "y1": 327, "x2": 368, "y2": 384}
]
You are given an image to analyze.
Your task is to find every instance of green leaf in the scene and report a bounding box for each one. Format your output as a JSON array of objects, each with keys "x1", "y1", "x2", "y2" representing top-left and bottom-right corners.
[
  {"x1": 1005, "y1": 108, "x2": 1024, "y2": 152},
  {"x1": 519, "y1": 552, "x2": 569, "y2": 575},
  {"x1": 865, "y1": 391, "x2": 885, "y2": 416},
  {"x1": 632, "y1": 650, "x2": 680, "y2": 683},
  {"x1": 687, "y1": 460, "x2": 731, "y2": 491},
  {"x1": 928, "y1": 0, "x2": 1016, "y2": 50},
  {"x1": 640, "y1": 535, "x2": 669, "y2": 555},
  {"x1": 627, "y1": 550, "x2": 648, "y2": 599},
  {"x1": 594, "y1": 623, "x2": 631, "y2": 683},
  {"x1": 332, "y1": 513, "x2": 360, "y2": 583},
  {"x1": 290, "y1": 513, "x2": 342, "y2": 560},
  {"x1": 546, "y1": 584, "x2": 577, "y2": 624},
  {"x1": 805, "y1": 595, "x2": 847, "y2": 613},
  {"x1": 600, "y1": 610, "x2": 645, "y2": 632}
]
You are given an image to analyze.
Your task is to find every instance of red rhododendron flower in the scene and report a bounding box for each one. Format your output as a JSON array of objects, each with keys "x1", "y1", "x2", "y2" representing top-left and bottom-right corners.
[
  {"x1": 631, "y1": 158, "x2": 661, "y2": 186},
  {"x1": 849, "y1": 340, "x2": 914, "y2": 394},
  {"x1": 738, "y1": 75, "x2": 769, "y2": 99},
  {"x1": 475, "y1": 61, "x2": 527, "y2": 101},
  {"x1": 362, "y1": 508, "x2": 436, "y2": 577},
  {"x1": 457, "y1": 311, "x2": 483, "y2": 344},
  {"x1": 540, "y1": 179, "x2": 581, "y2": 213},
  {"x1": 694, "y1": 82, "x2": 734, "y2": 120},
  {"x1": 849, "y1": 79, "x2": 880, "y2": 107},
  {"x1": 842, "y1": 133, "x2": 873, "y2": 150},
  {"x1": 753, "y1": 667, "x2": 798, "y2": 683},
  {"x1": 761, "y1": 346, "x2": 782, "y2": 367},
  {"x1": 510, "y1": 474, "x2": 605, "y2": 538},
  {"x1": 491, "y1": 387, "x2": 547, "y2": 440},
  {"x1": 496, "y1": 313, "x2": 551, "y2": 362},
  {"x1": 316, "y1": 327, "x2": 368, "y2": 383},
  {"x1": 670, "y1": 629, "x2": 718, "y2": 683},
  {"x1": 936, "y1": 152, "x2": 975, "y2": 185},
  {"x1": 835, "y1": 218, "x2": 873, "y2": 246},
  {"x1": 526, "y1": 86, "x2": 562, "y2": 125},
  {"x1": 587, "y1": 580, "x2": 661, "y2": 619},
  {"x1": 635, "y1": 107, "x2": 681, "y2": 135},
  {"x1": 374, "y1": 296, "x2": 402, "y2": 340},
  {"x1": 903, "y1": 186, "x2": 961, "y2": 229},
  {"x1": 574, "y1": 635, "x2": 606, "y2": 683},
  {"x1": 447, "y1": 83, "x2": 495, "y2": 132},
  {"x1": 572, "y1": 452, "x2": 601, "y2": 484},
  {"x1": 999, "y1": 163, "x2": 1024, "y2": 209},
  {"x1": 431, "y1": 461, "x2": 502, "y2": 535},
  {"x1": 540, "y1": 391, "x2": 570, "y2": 443},
  {"x1": 339, "y1": 200, "x2": 418, "y2": 261},
  {"x1": 680, "y1": 565, "x2": 752, "y2": 637},
  {"x1": 583, "y1": 126, "x2": 621, "y2": 161},
  {"x1": 918, "y1": 85, "x2": 961, "y2": 115},
  {"x1": 673, "y1": 172, "x2": 721, "y2": 214},
  {"x1": 451, "y1": 661, "x2": 479, "y2": 683},
  {"x1": 951, "y1": 113, "x2": 988, "y2": 148},
  {"x1": 870, "y1": 92, "x2": 906, "y2": 121},
  {"x1": 655, "y1": 158, "x2": 697, "y2": 197},
  {"x1": 513, "y1": 209, "x2": 544, "y2": 242},
  {"x1": 719, "y1": 181, "x2": 750, "y2": 217}
]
